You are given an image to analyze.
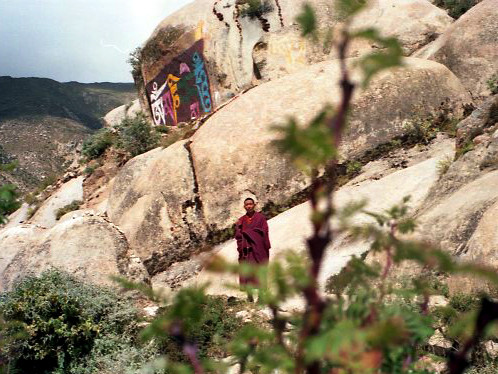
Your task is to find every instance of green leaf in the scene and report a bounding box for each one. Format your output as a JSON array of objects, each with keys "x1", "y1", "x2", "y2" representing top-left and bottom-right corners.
[
  {"x1": 336, "y1": 0, "x2": 368, "y2": 19},
  {"x1": 296, "y1": 3, "x2": 317, "y2": 38}
]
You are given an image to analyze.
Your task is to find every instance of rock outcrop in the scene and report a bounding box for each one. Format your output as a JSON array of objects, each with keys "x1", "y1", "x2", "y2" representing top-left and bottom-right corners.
[
  {"x1": 157, "y1": 136, "x2": 454, "y2": 298},
  {"x1": 106, "y1": 57, "x2": 471, "y2": 275},
  {"x1": 141, "y1": 0, "x2": 452, "y2": 110},
  {"x1": 29, "y1": 176, "x2": 84, "y2": 228},
  {"x1": 462, "y1": 200, "x2": 498, "y2": 267},
  {"x1": 191, "y1": 57, "x2": 471, "y2": 229},
  {"x1": 107, "y1": 140, "x2": 205, "y2": 275},
  {"x1": 0, "y1": 214, "x2": 148, "y2": 292},
  {"x1": 103, "y1": 99, "x2": 142, "y2": 127},
  {"x1": 414, "y1": 0, "x2": 498, "y2": 101}
]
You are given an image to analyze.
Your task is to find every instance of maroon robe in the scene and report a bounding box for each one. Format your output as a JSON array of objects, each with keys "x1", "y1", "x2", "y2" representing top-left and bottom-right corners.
[{"x1": 235, "y1": 211, "x2": 271, "y2": 285}]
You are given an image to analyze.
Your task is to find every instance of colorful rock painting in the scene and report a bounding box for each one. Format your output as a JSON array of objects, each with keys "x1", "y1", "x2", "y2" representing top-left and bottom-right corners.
[{"x1": 146, "y1": 40, "x2": 213, "y2": 126}]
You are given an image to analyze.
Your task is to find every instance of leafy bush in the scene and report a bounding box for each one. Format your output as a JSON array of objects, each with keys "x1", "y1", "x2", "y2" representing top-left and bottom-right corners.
[
  {"x1": 147, "y1": 292, "x2": 244, "y2": 363},
  {"x1": 487, "y1": 73, "x2": 498, "y2": 95},
  {"x1": 116, "y1": 113, "x2": 159, "y2": 157},
  {"x1": 346, "y1": 160, "x2": 362, "y2": 176},
  {"x1": 81, "y1": 128, "x2": 114, "y2": 160},
  {"x1": 55, "y1": 200, "x2": 83, "y2": 220},
  {"x1": 433, "y1": 0, "x2": 480, "y2": 19},
  {"x1": 0, "y1": 163, "x2": 21, "y2": 224},
  {"x1": 437, "y1": 156, "x2": 453, "y2": 177},
  {"x1": 0, "y1": 270, "x2": 143, "y2": 374},
  {"x1": 83, "y1": 165, "x2": 96, "y2": 176},
  {"x1": 0, "y1": 184, "x2": 20, "y2": 224}
]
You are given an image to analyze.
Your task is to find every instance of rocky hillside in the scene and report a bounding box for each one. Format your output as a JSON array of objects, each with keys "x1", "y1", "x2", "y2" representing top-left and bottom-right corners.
[
  {"x1": 0, "y1": 77, "x2": 136, "y2": 192},
  {"x1": 1, "y1": 0, "x2": 497, "y2": 306}
]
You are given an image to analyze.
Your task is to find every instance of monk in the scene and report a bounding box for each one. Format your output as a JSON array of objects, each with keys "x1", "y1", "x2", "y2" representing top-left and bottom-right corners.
[{"x1": 235, "y1": 198, "x2": 271, "y2": 301}]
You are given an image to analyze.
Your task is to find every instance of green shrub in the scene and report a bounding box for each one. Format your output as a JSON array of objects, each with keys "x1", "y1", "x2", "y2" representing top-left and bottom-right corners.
[
  {"x1": 116, "y1": 113, "x2": 159, "y2": 157},
  {"x1": 436, "y1": 156, "x2": 453, "y2": 177},
  {"x1": 433, "y1": 0, "x2": 480, "y2": 18},
  {"x1": 0, "y1": 270, "x2": 144, "y2": 374},
  {"x1": 145, "y1": 292, "x2": 244, "y2": 364},
  {"x1": 55, "y1": 200, "x2": 83, "y2": 220},
  {"x1": 487, "y1": 73, "x2": 498, "y2": 95},
  {"x1": 346, "y1": 160, "x2": 362, "y2": 176},
  {"x1": 81, "y1": 128, "x2": 114, "y2": 160},
  {"x1": 83, "y1": 165, "x2": 96, "y2": 176},
  {"x1": 0, "y1": 183, "x2": 20, "y2": 224}
]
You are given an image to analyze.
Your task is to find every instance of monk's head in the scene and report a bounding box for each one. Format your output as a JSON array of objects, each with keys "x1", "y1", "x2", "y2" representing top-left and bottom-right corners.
[{"x1": 244, "y1": 198, "x2": 255, "y2": 214}]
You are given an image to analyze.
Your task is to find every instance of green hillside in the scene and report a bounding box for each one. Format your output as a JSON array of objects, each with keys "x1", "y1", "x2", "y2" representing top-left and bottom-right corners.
[
  {"x1": 0, "y1": 76, "x2": 136, "y2": 129},
  {"x1": 0, "y1": 77, "x2": 137, "y2": 192}
]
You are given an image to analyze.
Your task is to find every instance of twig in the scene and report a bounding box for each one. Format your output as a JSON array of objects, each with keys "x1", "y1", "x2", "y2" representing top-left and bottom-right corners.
[
  {"x1": 296, "y1": 26, "x2": 356, "y2": 374},
  {"x1": 448, "y1": 298, "x2": 498, "y2": 374}
]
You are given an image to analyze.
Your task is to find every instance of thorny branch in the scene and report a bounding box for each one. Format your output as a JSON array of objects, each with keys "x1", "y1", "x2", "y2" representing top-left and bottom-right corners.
[
  {"x1": 170, "y1": 322, "x2": 205, "y2": 374},
  {"x1": 448, "y1": 298, "x2": 498, "y2": 374},
  {"x1": 296, "y1": 27, "x2": 356, "y2": 374}
]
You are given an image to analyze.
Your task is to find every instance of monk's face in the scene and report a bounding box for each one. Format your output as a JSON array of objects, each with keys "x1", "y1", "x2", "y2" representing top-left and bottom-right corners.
[{"x1": 244, "y1": 200, "x2": 255, "y2": 213}]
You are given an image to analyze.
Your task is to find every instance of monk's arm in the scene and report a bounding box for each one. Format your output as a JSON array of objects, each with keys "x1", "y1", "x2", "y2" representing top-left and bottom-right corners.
[
  {"x1": 262, "y1": 216, "x2": 271, "y2": 251},
  {"x1": 235, "y1": 219, "x2": 244, "y2": 253}
]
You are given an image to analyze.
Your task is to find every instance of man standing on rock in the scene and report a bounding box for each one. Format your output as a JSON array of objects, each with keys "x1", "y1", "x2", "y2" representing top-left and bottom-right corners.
[{"x1": 235, "y1": 197, "x2": 271, "y2": 301}]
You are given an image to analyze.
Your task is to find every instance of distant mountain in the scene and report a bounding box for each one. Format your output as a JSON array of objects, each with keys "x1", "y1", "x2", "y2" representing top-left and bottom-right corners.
[
  {"x1": 0, "y1": 77, "x2": 137, "y2": 193},
  {"x1": 0, "y1": 76, "x2": 136, "y2": 129}
]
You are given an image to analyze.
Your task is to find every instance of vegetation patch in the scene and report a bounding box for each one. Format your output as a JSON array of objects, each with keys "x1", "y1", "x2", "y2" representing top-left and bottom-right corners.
[
  {"x1": 433, "y1": 0, "x2": 481, "y2": 19},
  {"x1": 437, "y1": 156, "x2": 453, "y2": 177},
  {"x1": 0, "y1": 270, "x2": 152, "y2": 374},
  {"x1": 487, "y1": 73, "x2": 498, "y2": 95},
  {"x1": 81, "y1": 128, "x2": 114, "y2": 161},
  {"x1": 115, "y1": 113, "x2": 159, "y2": 157},
  {"x1": 55, "y1": 200, "x2": 83, "y2": 220}
]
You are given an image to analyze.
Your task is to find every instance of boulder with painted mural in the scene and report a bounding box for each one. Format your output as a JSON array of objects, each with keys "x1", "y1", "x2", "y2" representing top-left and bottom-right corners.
[
  {"x1": 190, "y1": 57, "x2": 472, "y2": 230},
  {"x1": 107, "y1": 140, "x2": 206, "y2": 275},
  {"x1": 0, "y1": 214, "x2": 148, "y2": 292},
  {"x1": 139, "y1": 0, "x2": 452, "y2": 124},
  {"x1": 414, "y1": 0, "x2": 498, "y2": 102}
]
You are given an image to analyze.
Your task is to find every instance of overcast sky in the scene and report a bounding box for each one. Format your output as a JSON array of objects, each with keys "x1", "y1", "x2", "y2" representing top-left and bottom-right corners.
[{"x1": 0, "y1": 0, "x2": 193, "y2": 83}]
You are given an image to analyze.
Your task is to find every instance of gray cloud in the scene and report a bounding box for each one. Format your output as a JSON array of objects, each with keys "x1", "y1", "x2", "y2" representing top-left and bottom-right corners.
[{"x1": 0, "y1": 0, "x2": 193, "y2": 83}]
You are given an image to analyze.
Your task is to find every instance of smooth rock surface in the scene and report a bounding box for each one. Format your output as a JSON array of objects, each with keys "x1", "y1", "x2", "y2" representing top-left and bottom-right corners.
[
  {"x1": 173, "y1": 141, "x2": 453, "y2": 299},
  {"x1": 29, "y1": 176, "x2": 84, "y2": 228},
  {"x1": 107, "y1": 140, "x2": 205, "y2": 275},
  {"x1": 191, "y1": 57, "x2": 471, "y2": 229},
  {"x1": 103, "y1": 99, "x2": 142, "y2": 127},
  {"x1": 414, "y1": 0, "x2": 498, "y2": 101},
  {"x1": 416, "y1": 170, "x2": 498, "y2": 254},
  {"x1": 461, "y1": 200, "x2": 498, "y2": 267},
  {"x1": 0, "y1": 215, "x2": 148, "y2": 292}
]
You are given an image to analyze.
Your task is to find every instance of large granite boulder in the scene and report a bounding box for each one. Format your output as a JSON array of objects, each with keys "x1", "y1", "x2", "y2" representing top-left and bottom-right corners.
[
  {"x1": 107, "y1": 140, "x2": 205, "y2": 275},
  {"x1": 416, "y1": 170, "x2": 498, "y2": 255},
  {"x1": 163, "y1": 138, "x2": 454, "y2": 297},
  {"x1": 141, "y1": 0, "x2": 451, "y2": 110},
  {"x1": 462, "y1": 200, "x2": 498, "y2": 267},
  {"x1": 29, "y1": 176, "x2": 84, "y2": 228},
  {"x1": 103, "y1": 99, "x2": 142, "y2": 128},
  {"x1": 0, "y1": 214, "x2": 148, "y2": 292},
  {"x1": 191, "y1": 57, "x2": 472, "y2": 229},
  {"x1": 414, "y1": 0, "x2": 498, "y2": 101}
]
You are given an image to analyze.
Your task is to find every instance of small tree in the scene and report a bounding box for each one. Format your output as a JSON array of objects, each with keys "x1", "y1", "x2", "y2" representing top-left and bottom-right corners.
[
  {"x1": 81, "y1": 128, "x2": 114, "y2": 161},
  {"x1": 0, "y1": 163, "x2": 20, "y2": 224},
  {"x1": 116, "y1": 113, "x2": 159, "y2": 158}
]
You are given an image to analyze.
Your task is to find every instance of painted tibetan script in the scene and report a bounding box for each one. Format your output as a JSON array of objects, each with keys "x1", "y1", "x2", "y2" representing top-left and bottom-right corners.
[{"x1": 146, "y1": 40, "x2": 213, "y2": 126}]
